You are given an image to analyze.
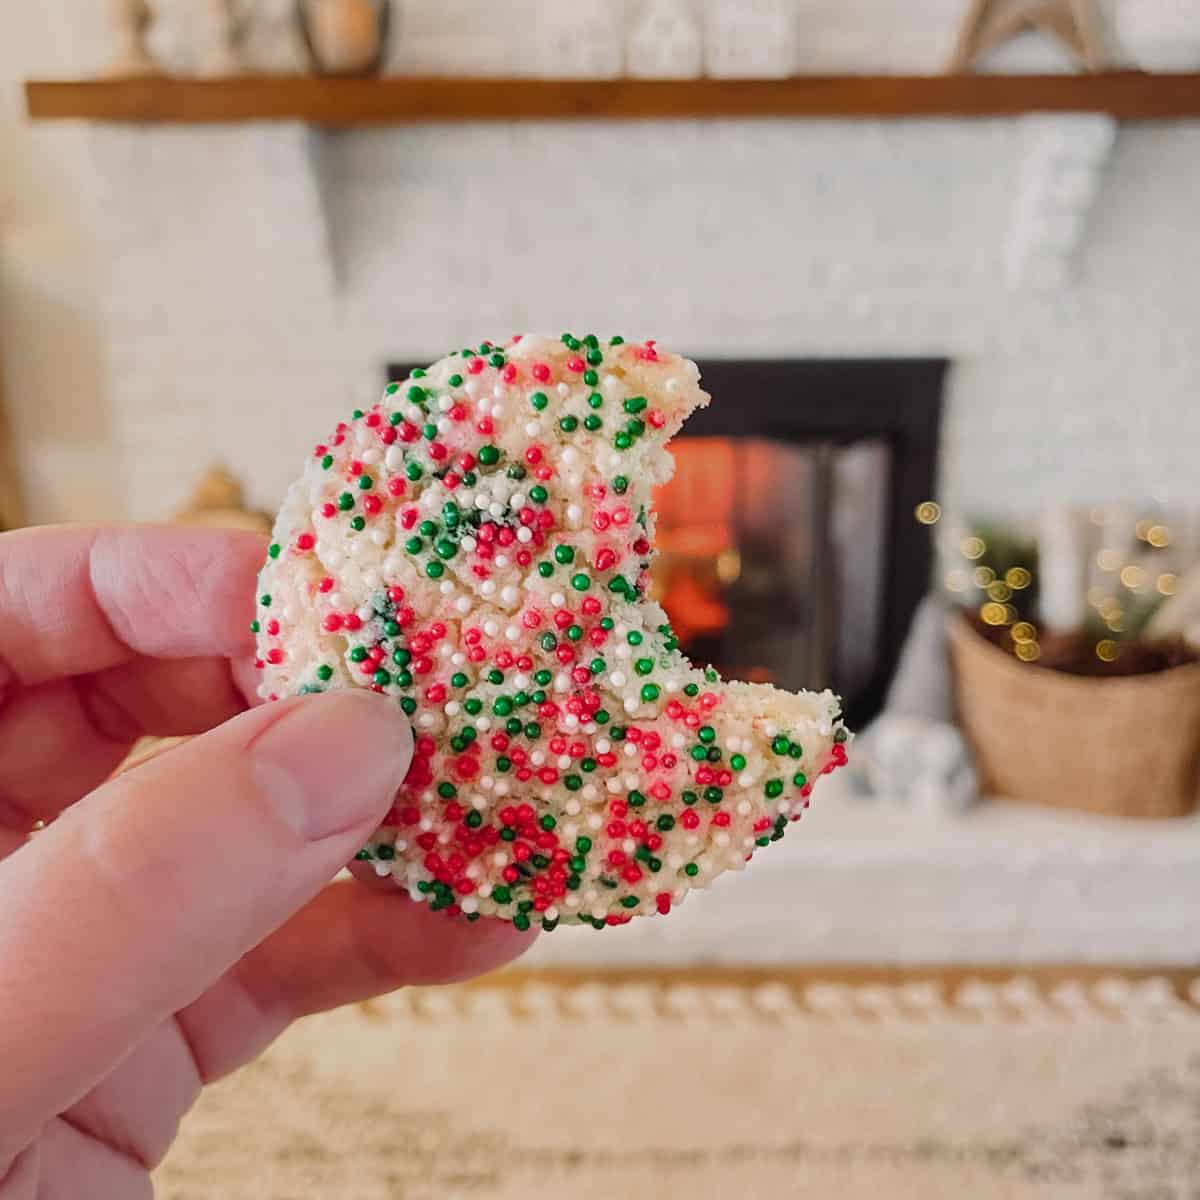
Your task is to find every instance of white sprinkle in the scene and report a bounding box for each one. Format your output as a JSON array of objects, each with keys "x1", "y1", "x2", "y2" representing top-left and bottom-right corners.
[
  {"x1": 481, "y1": 580, "x2": 497, "y2": 597},
  {"x1": 615, "y1": 645, "x2": 631, "y2": 661},
  {"x1": 564, "y1": 800, "x2": 581, "y2": 817},
  {"x1": 595, "y1": 739, "x2": 611, "y2": 754},
  {"x1": 623, "y1": 697, "x2": 638, "y2": 712},
  {"x1": 361, "y1": 447, "x2": 382, "y2": 464},
  {"x1": 418, "y1": 713, "x2": 436, "y2": 728},
  {"x1": 475, "y1": 494, "x2": 490, "y2": 510},
  {"x1": 562, "y1": 446, "x2": 580, "y2": 466},
  {"x1": 739, "y1": 772, "x2": 755, "y2": 787},
  {"x1": 736, "y1": 800, "x2": 752, "y2": 815},
  {"x1": 494, "y1": 780, "x2": 510, "y2": 796},
  {"x1": 517, "y1": 526, "x2": 533, "y2": 543},
  {"x1": 494, "y1": 555, "x2": 510, "y2": 569},
  {"x1": 715, "y1": 832, "x2": 731, "y2": 848},
  {"x1": 480, "y1": 776, "x2": 494, "y2": 791},
  {"x1": 492, "y1": 382, "x2": 507, "y2": 400},
  {"x1": 475, "y1": 717, "x2": 492, "y2": 732},
  {"x1": 356, "y1": 604, "x2": 374, "y2": 621},
  {"x1": 370, "y1": 529, "x2": 388, "y2": 546},
  {"x1": 483, "y1": 620, "x2": 499, "y2": 636},
  {"x1": 587, "y1": 814, "x2": 603, "y2": 831},
  {"x1": 461, "y1": 536, "x2": 477, "y2": 552},
  {"x1": 550, "y1": 592, "x2": 566, "y2": 607},
  {"x1": 556, "y1": 382, "x2": 570, "y2": 397},
  {"x1": 582, "y1": 784, "x2": 598, "y2": 801},
  {"x1": 610, "y1": 671, "x2": 626, "y2": 687},
  {"x1": 671, "y1": 733, "x2": 686, "y2": 749},
  {"x1": 563, "y1": 713, "x2": 580, "y2": 731},
  {"x1": 500, "y1": 585, "x2": 519, "y2": 606},
  {"x1": 444, "y1": 701, "x2": 461, "y2": 717},
  {"x1": 505, "y1": 625, "x2": 520, "y2": 641},
  {"x1": 557, "y1": 755, "x2": 571, "y2": 770},
  {"x1": 531, "y1": 750, "x2": 546, "y2": 766},
  {"x1": 455, "y1": 597, "x2": 472, "y2": 614},
  {"x1": 554, "y1": 673, "x2": 570, "y2": 692},
  {"x1": 439, "y1": 581, "x2": 454, "y2": 596},
  {"x1": 525, "y1": 421, "x2": 541, "y2": 437},
  {"x1": 489, "y1": 502, "x2": 505, "y2": 519},
  {"x1": 510, "y1": 492, "x2": 526, "y2": 509},
  {"x1": 566, "y1": 504, "x2": 583, "y2": 525},
  {"x1": 624, "y1": 743, "x2": 639, "y2": 758},
  {"x1": 606, "y1": 778, "x2": 622, "y2": 793}
]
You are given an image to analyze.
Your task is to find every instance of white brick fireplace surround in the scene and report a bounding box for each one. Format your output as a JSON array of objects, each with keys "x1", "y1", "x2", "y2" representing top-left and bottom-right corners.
[{"x1": 4, "y1": 109, "x2": 1200, "y2": 526}]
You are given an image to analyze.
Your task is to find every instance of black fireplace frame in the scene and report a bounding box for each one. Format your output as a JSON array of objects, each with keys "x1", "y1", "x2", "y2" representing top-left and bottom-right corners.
[{"x1": 386, "y1": 357, "x2": 947, "y2": 728}]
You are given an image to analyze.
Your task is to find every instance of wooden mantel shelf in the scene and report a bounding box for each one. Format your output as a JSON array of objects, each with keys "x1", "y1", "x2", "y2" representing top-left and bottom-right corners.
[{"x1": 24, "y1": 72, "x2": 1200, "y2": 125}]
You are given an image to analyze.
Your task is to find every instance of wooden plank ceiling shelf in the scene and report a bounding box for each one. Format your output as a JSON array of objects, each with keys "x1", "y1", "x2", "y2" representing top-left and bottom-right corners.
[{"x1": 25, "y1": 72, "x2": 1200, "y2": 125}]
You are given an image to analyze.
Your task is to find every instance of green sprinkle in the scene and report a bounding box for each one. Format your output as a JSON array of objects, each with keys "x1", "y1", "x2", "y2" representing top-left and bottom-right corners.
[
  {"x1": 385, "y1": 382, "x2": 400, "y2": 395},
  {"x1": 400, "y1": 697, "x2": 417, "y2": 715},
  {"x1": 540, "y1": 632, "x2": 557, "y2": 651},
  {"x1": 793, "y1": 772, "x2": 808, "y2": 788},
  {"x1": 559, "y1": 416, "x2": 579, "y2": 433},
  {"x1": 684, "y1": 683, "x2": 700, "y2": 697},
  {"x1": 657, "y1": 815, "x2": 676, "y2": 832},
  {"x1": 405, "y1": 537, "x2": 423, "y2": 553},
  {"x1": 513, "y1": 914, "x2": 531, "y2": 932},
  {"x1": 492, "y1": 886, "x2": 512, "y2": 904},
  {"x1": 628, "y1": 631, "x2": 643, "y2": 645},
  {"x1": 448, "y1": 373, "x2": 463, "y2": 387},
  {"x1": 627, "y1": 789, "x2": 646, "y2": 807},
  {"x1": 685, "y1": 862, "x2": 699, "y2": 877},
  {"x1": 267, "y1": 542, "x2": 281, "y2": 559},
  {"x1": 349, "y1": 516, "x2": 365, "y2": 531},
  {"x1": 566, "y1": 624, "x2": 583, "y2": 641},
  {"x1": 612, "y1": 475, "x2": 629, "y2": 494},
  {"x1": 478, "y1": 445, "x2": 500, "y2": 466},
  {"x1": 529, "y1": 485, "x2": 548, "y2": 503},
  {"x1": 623, "y1": 396, "x2": 647, "y2": 414},
  {"x1": 435, "y1": 539, "x2": 457, "y2": 559},
  {"x1": 698, "y1": 725, "x2": 716, "y2": 743},
  {"x1": 464, "y1": 698, "x2": 482, "y2": 715},
  {"x1": 634, "y1": 657, "x2": 654, "y2": 676},
  {"x1": 530, "y1": 391, "x2": 549, "y2": 411},
  {"x1": 372, "y1": 668, "x2": 391, "y2": 686},
  {"x1": 538, "y1": 562, "x2": 554, "y2": 578},
  {"x1": 425, "y1": 561, "x2": 444, "y2": 579},
  {"x1": 621, "y1": 895, "x2": 639, "y2": 909},
  {"x1": 614, "y1": 432, "x2": 632, "y2": 450},
  {"x1": 534, "y1": 669, "x2": 553, "y2": 686},
  {"x1": 765, "y1": 779, "x2": 784, "y2": 799},
  {"x1": 451, "y1": 672, "x2": 469, "y2": 688},
  {"x1": 583, "y1": 369, "x2": 599, "y2": 386},
  {"x1": 586, "y1": 347, "x2": 603, "y2": 366},
  {"x1": 392, "y1": 648, "x2": 411, "y2": 666},
  {"x1": 316, "y1": 664, "x2": 333, "y2": 681},
  {"x1": 555, "y1": 545, "x2": 575, "y2": 564},
  {"x1": 350, "y1": 647, "x2": 368, "y2": 663},
  {"x1": 584, "y1": 414, "x2": 602, "y2": 431},
  {"x1": 640, "y1": 683, "x2": 660, "y2": 703},
  {"x1": 772, "y1": 736, "x2": 790, "y2": 755},
  {"x1": 587, "y1": 392, "x2": 604, "y2": 409},
  {"x1": 407, "y1": 385, "x2": 426, "y2": 403},
  {"x1": 406, "y1": 461, "x2": 423, "y2": 481},
  {"x1": 571, "y1": 573, "x2": 590, "y2": 592},
  {"x1": 321, "y1": 454, "x2": 333, "y2": 469},
  {"x1": 465, "y1": 810, "x2": 483, "y2": 828},
  {"x1": 357, "y1": 474, "x2": 373, "y2": 490},
  {"x1": 337, "y1": 492, "x2": 355, "y2": 511},
  {"x1": 730, "y1": 753, "x2": 747, "y2": 771},
  {"x1": 249, "y1": 619, "x2": 260, "y2": 634},
  {"x1": 437, "y1": 781, "x2": 457, "y2": 798},
  {"x1": 493, "y1": 697, "x2": 513, "y2": 716}
]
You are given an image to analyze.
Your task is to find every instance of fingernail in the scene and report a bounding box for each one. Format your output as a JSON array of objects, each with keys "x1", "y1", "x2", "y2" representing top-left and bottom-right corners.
[{"x1": 251, "y1": 691, "x2": 413, "y2": 841}]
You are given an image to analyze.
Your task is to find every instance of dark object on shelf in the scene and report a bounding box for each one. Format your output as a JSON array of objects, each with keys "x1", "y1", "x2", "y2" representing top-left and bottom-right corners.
[
  {"x1": 297, "y1": 0, "x2": 389, "y2": 77},
  {"x1": 24, "y1": 72, "x2": 1200, "y2": 126}
]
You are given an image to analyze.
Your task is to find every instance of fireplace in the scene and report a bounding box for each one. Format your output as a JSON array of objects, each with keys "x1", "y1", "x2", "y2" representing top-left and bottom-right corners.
[{"x1": 387, "y1": 357, "x2": 946, "y2": 728}]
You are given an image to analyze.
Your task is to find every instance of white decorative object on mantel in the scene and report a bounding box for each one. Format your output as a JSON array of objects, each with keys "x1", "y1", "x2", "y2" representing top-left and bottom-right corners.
[
  {"x1": 1103, "y1": 0, "x2": 1200, "y2": 71},
  {"x1": 146, "y1": 0, "x2": 243, "y2": 77},
  {"x1": 532, "y1": 1, "x2": 625, "y2": 79},
  {"x1": 102, "y1": 0, "x2": 161, "y2": 77},
  {"x1": 704, "y1": 0, "x2": 798, "y2": 78},
  {"x1": 627, "y1": 0, "x2": 704, "y2": 79},
  {"x1": 232, "y1": 0, "x2": 311, "y2": 74},
  {"x1": 1037, "y1": 507, "x2": 1089, "y2": 633},
  {"x1": 1005, "y1": 113, "x2": 1116, "y2": 290}
]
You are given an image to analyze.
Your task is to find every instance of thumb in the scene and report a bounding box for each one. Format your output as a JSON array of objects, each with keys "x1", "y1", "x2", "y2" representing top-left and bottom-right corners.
[{"x1": 0, "y1": 690, "x2": 411, "y2": 1141}]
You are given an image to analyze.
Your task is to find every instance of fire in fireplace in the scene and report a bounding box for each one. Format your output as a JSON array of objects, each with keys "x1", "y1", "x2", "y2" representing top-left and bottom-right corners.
[{"x1": 387, "y1": 357, "x2": 946, "y2": 727}]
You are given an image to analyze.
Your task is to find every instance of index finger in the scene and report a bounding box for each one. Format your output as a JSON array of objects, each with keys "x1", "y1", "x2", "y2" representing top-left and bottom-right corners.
[{"x1": 0, "y1": 524, "x2": 267, "y2": 689}]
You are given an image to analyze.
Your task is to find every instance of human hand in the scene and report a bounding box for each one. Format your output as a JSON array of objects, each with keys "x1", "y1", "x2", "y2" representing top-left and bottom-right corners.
[{"x1": 0, "y1": 525, "x2": 534, "y2": 1197}]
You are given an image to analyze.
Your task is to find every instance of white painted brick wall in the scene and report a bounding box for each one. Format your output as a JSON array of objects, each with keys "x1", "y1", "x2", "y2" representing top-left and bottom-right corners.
[
  {"x1": 70, "y1": 116, "x2": 1200, "y2": 525},
  {"x1": 4, "y1": 4, "x2": 1199, "y2": 526}
]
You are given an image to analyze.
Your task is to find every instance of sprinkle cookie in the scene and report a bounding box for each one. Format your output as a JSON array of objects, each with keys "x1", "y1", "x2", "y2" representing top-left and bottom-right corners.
[{"x1": 254, "y1": 335, "x2": 849, "y2": 931}]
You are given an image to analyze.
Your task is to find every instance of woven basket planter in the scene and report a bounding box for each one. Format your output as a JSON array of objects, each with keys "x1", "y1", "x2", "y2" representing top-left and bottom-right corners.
[{"x1": 948, "y1": 614, "x2": 1200, "y2": 818}]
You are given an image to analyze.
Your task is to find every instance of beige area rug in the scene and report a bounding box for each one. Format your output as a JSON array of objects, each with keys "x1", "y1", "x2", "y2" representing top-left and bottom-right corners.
[{"x1": 156, "y1": 969, "x2": 1200, "y2": 1200}]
